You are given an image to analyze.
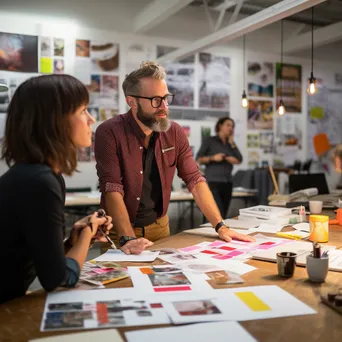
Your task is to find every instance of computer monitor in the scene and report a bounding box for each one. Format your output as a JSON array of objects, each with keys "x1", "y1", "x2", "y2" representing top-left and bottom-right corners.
[{"x1": 289, "y1": 173, "x2": 329, "y2": 194}]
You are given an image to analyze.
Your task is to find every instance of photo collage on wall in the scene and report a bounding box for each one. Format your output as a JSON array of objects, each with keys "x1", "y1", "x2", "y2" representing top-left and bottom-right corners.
[
  {"x1": 39, "y1": 36, "x2": 65, "y2": 74},
  {"x1": 157, "y1": 45, "x2": 195, "y2": 107},
  {"x1": 199, "y1": 53, "x2": 230, "y2": 109},
  {"x1": 75, "y1": 39, "x2": 119, "y2": 124},
  {"x1": 246, "y1": 61, "x2": 275, "y2": 167}
]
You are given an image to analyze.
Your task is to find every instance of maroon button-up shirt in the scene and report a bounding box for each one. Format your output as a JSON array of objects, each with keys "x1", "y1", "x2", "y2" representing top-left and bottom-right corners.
[{"x1": 95, "y1": 110, "x2": 206, "y2": 224}]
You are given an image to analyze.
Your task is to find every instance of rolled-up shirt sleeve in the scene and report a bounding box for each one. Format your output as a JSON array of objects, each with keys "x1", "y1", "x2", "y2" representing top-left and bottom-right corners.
[
  {"x1": 95, "y1": 122, "x2": 124, "y2": 196},
  {"x1": 175, "y1": 124, "x2": 206, "y2": 192}
]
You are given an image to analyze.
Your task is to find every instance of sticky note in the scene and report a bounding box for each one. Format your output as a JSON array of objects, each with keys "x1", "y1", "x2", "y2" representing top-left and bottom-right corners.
[
  {"x1": 310, "y1": 107, "x2": 324, "y2": 120},
  {"x1": 235, "y1": 292, "x2": 271, "y2": 311},
  {"x1": 40, "y1": 57, "x2": 53, "y2": 74}
]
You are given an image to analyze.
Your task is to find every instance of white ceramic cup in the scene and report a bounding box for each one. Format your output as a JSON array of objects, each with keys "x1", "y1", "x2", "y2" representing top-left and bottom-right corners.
[{"x1": 309, "y1": 201, "x2": 323, "y2": 214}]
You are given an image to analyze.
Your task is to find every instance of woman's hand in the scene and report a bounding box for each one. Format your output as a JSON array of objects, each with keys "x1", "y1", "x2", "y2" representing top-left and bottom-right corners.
[{"x1": 69, "y1": 213, "x2": 113, "y2": 245}]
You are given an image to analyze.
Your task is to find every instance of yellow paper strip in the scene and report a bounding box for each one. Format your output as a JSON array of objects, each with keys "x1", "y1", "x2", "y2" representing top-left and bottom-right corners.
[{"x1": 235, "y1": 292, "x2": 271, "y2": 311}]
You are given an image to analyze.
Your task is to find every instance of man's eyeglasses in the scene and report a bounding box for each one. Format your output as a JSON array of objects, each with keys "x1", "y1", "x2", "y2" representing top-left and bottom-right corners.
[{"x1": 128, "y1": 94, "x2": 174, "y2": 108}]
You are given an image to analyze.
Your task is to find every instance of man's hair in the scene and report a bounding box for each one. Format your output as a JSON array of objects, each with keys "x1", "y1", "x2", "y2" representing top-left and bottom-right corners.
[
  {"x1": 1, "y1": 74, "x2": 89, "y2": 175},
  {"x1": 122, "y1": 61, "x2": 166, "y2": 96},
  {"x1": 215, "y1": 117, "x2": 235, "y2": 133}
]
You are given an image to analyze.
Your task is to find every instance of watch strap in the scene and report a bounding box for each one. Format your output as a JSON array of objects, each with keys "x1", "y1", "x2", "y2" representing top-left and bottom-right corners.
[
  {"x1": 215, "y1": 220, "x2": 226, "y2": 233},
  {"x1": 119, "y1": 236, "x2": 137, "y2": 247}
]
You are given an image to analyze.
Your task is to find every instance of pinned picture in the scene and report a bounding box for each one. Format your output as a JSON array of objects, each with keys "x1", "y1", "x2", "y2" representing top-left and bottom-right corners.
[
  {"x1": 76, "y1": 39, "x2": 90, "y2": 57},
  {"x1": 247, "y1": 100, "x2": 273, "y2": 130},
  {"x1": 247, "y1": 61, "x2": 274, "y2": 98},
  {"x1": 91, "y1": 41, "x2": 119, "y2": 72},
  {"x1": 54, "y1": 38, "x2": 64, "y2": 57},
  {"x1": 53, "y1": 59, "x2": 64, "y2": 74},
  {"x1": 0, "y1": 32, "x2": 38, "y2": 72},
  {"x1": 40, "y1": 36, "x2": 52, "y2": 57}
]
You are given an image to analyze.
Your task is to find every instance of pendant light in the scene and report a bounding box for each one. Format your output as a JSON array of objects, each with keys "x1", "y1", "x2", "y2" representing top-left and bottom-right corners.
[
  {"x1": 278, "y1": 19, "x2": 286, "y2": 116},
  {"x1": 241, "y1": 35, "x2": 248, "y2": 108},
  {"x1": 307, "y1": 7, "x2": 317, "y2": 95}
]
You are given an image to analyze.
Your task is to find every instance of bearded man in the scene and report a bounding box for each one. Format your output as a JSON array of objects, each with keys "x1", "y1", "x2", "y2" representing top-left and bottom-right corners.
[{"x1": 95, "y1": 61, "x2": 254, "y2": 255}]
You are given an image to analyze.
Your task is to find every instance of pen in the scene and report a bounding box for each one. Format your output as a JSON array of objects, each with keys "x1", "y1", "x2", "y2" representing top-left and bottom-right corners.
[
  {"x1": 313, "y1": 242, "x2": 321, "y2": 258},
  {"x1": 276, "y1": 232, "x2": 303, "y2": 240},
  {"x1": 97, "y1": 209, "x2": 117, "y2": 250}
]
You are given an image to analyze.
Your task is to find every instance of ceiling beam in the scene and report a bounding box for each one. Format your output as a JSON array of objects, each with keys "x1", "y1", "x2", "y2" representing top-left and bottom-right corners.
[
  {"x1": 156, "y1": 0, "x2": 327, "y2": 63},
  {"x1": 133, "y1": 0, "x2": 193, "y2": 33},
  {"x1": 284, "y1": 21, "x2": 342, "y2": 53},
  {"x1": 228, "y1": 0, "x2": 245, "y2": 26}
]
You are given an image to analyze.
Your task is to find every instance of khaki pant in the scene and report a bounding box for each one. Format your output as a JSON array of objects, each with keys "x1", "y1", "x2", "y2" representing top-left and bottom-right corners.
[{"x1": 101, "y1": 215, "x2": 170, "y2": 253}]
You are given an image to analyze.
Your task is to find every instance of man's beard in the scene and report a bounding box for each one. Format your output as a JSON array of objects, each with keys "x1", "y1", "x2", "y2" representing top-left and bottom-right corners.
[{"x1": 136, "y1": 103, "x2": 170, "y2": 132}]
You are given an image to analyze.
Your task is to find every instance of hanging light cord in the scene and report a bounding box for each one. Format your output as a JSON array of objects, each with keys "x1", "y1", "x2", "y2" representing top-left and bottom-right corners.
[
  {"x1": 280, "y1": 19, "x2": 283, "y2": 101},
  {"x1": 243, "y1": 35, "x2": 246, "y2": 89},
  {"x1": 311, "y1": 7, "x2": 314, "y2": 74}
]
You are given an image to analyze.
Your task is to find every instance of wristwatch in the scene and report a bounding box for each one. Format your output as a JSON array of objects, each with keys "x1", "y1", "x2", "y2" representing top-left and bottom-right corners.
[
  {"x1": 119, "y1": 236, "x2": 137, "y2": 247},
  {"x1": 215, "y1": 220, "x2": 228, "y2": 233}
]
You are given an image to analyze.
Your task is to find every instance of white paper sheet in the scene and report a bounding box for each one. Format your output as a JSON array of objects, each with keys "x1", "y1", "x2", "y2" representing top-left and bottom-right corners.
[
  {"x1": 30, "y1": 329, "x2": 123, "y2": 342},
  {"x1": 201, "y1": 218, "x2": 260, "y2": 230},
  {"x1": 293, "y1": 222, "x2": 310, "y2": 232},
  {"x1": 41, "y1": 288, "x2": 171, "y2": 332},
  {"x1": 327, "y1": 250, "x2": 342, "y2": 271},
  {"x1": 94, "y1": 250, "x2": 159, "y2": 262},
  {"x1": 249, "y1": 223, "x2": 284, "y2": 233},
  {"x1": 125, "y1": 321, "x2": 257, "y2": 342},
  {"x1": 161, "y1": 285, "x2": 316, "y2": 324}
]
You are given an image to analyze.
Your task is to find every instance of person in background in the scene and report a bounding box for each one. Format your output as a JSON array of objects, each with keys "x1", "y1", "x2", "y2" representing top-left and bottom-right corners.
[
  {"x1": 95, "y1": 62, "x2": 254, "y2": 255},
  {"x1": 196, "y1": 117, "x2": 242, "y2": 219},
  {"x1": 334, "y1": 145, "x2": 342, "y2": 172},
  {"x1": 0, "y1": 75, "x2": 113, "y2": 304}
]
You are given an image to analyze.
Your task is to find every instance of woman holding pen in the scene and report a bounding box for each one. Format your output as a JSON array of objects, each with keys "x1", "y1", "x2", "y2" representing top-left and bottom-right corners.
[{"x1": 0, "y1": 75, "x2": 113, "y2": 303}]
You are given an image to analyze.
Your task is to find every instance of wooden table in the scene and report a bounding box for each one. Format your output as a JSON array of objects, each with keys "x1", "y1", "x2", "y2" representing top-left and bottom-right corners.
[{"x1": 1, "y1": 225, "x2": 342, "y2": 342}]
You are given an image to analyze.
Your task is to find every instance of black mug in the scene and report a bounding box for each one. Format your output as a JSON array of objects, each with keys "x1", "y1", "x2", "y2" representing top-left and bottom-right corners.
[{"x1": 277, "y1": 252, "x2": 297, "y2": 277}]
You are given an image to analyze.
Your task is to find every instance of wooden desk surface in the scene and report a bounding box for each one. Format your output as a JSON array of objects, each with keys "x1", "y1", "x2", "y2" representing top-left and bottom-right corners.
[
  {"x1": 65, "y1": 191, "x2": 258, "y2": 207},
  {"x1": 2, "y1": 227, "x2": 341, "y2": 342}
]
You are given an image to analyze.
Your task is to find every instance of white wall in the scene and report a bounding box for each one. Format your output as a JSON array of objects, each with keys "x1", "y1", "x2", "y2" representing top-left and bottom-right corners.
[{"x1": 1, "y1": 9, "x2": 342, "y2": 191}]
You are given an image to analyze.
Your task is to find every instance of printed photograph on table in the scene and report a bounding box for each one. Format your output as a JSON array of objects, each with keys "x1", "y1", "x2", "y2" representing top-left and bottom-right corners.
[
  {"x1": 76, "y1": 39, "x2": 90, "y2": 57},
  {"x1": 198, "y1": 53, "x2": 230, "y2": 109},
  {"x1": 148, "y1": 272, "x2": 191, "y2": 287},
  {"x1": 173, "y1": 300, "x2": 221, "y2": 316},
  {"x1": 53, "y1": 59, "x2": 64, "y2": 74},
  {"x1": 0, "y1": 32, "x2": 38, "y2": 72},
  {"x1": 157, "y1": 45, "x2": 195, "y2": 107},
  {"x1": 247, "y1": 133, "x2": 259, "y2": 148},
  {"x1": 248, "y1": 100, "x2": 273, "y2": 130},
  {"x1": 91, "y1": 41, "x2": 119, "y2": 72},
  {"x1": 276, "y1": 63, "x2": 302, "y2": 113},
  {"x1": 53, "y1": 38, "x2": 64, "y2": 57},
  {"x1": 40, "y1": 36, "x2": 52, "y2": 57},
  {"x1": 247, "y1": 61, "x2": 274, "y2": 98}
]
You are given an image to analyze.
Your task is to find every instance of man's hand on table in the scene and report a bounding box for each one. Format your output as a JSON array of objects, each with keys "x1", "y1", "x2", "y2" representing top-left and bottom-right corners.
[
  {"x1": 120, "y1": 238, "x2": 154, "y2": 255},
  {"x1": 218, "y1": 226, "x2": 256, "y2": 243}
]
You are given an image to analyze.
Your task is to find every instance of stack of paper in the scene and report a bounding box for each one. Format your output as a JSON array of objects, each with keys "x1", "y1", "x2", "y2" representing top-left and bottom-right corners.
[{"x1": 239, "y1": 205, "x2": 292, "y2": 220}]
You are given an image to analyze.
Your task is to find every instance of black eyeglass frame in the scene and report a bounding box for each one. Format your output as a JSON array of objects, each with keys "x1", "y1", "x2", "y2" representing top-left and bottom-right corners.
[{"x1": 127, "y1": 94, "x2": 175, "y2": 108}]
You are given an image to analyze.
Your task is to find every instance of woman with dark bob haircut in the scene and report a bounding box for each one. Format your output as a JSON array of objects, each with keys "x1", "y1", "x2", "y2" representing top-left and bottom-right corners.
[
  {"x1": 0, "y1": 74, "x2": 113, "y2": 303},
  {"x1": 196, "y1": 117, "x2": 243, "y2": 219}
]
